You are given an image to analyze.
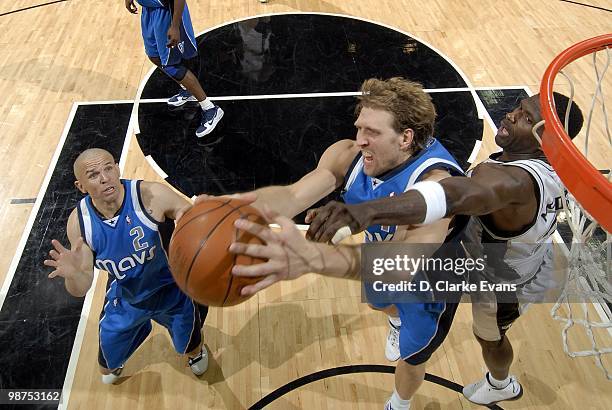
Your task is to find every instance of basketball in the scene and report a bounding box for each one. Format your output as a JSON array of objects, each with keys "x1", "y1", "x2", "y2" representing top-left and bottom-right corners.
[{"x1": 168, "y1": 198, "x2": 266, "y2": 307}]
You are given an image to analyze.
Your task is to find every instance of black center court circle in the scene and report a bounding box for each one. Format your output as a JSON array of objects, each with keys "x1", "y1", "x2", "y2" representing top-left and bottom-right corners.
[
  {"x1": 136, "y1": 13, "x2": 483, "y2": 224},
  {"x1": 248, "y1": 365, "x2": 504, "y2": 409},
  {"x1": 135, "y1": 12, "x2": 488, "y2": 407}
]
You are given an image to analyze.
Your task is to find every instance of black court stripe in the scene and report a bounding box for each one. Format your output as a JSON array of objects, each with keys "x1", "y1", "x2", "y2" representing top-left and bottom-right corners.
[
  {"x1": 0, "y1": 0, "x2": 68, "y2": 17},
  {"x1": 0, "y1": 103, "x2": 132, "y2": 397},
  {"x1": 10, "y1": 198, "x2": 36, "y2": 204},
  {"x1": 560, "y1": 0, "x2": 612, "y2": 12},
  {"x1": 248, "y1": 365, "x2": 504, "y2": 410}
]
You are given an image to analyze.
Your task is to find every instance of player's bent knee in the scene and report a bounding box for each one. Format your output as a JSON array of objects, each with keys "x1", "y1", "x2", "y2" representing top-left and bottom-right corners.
[{"x1": 162, "y1": 63, "x2": 187, "y2": 82}]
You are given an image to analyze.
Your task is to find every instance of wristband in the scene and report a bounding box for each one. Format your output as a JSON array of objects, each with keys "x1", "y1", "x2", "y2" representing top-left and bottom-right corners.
[{"x1": 406, "y1": 181, "x2": 447, "y2": 224}]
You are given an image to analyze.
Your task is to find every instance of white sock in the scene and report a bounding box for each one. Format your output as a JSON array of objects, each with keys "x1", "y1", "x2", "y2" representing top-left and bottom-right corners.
[
  {"x1": 487, "y1": 372, "x2": 510, "y2": 389},
  {"x1": 389, "y1": 316, "x2": 401, "y2": 328},
  {"x1": 389, "y1": 389, "x2": 411, "y2": 409},
  {"x1": 200, "y1": 99, "x2": 215, "y2": 110}
]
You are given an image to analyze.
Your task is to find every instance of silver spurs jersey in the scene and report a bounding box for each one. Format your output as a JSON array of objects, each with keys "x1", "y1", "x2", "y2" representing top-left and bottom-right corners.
[{"x1": 463, "y1": 155, "x2": 565, "y2": 285}]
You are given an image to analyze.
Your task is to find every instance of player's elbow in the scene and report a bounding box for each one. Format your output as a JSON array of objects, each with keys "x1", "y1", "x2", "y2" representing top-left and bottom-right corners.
[{"x1": 66, "y1": 286, "x2": 88, "y2": 298}]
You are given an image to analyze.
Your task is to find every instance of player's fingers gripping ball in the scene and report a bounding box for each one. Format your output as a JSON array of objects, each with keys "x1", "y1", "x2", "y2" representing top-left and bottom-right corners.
[{"x1": 169, "y1": 198, "x2": 266, "y2": 306}]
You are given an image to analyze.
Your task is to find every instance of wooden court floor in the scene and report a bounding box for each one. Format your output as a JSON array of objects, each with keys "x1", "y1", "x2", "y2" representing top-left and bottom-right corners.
[{"x1": 0, "y1": 1, "x2": 610, "y2": 409}]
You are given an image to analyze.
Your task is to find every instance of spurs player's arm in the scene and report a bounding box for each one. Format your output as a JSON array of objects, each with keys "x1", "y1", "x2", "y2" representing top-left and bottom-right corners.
[
  {"x1": 44, "y1": 209, "x2": 95, "y2": 297},
  {"x1": 307, "y1": 162, "x2": 536, "y2": 242}
]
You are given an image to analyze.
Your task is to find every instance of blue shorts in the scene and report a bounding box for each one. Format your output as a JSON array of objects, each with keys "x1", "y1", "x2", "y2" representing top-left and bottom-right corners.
[
  {"x1": 98, "y1": 284, "x2": 206, "y2": 370},
  {"x1": 140, "y1": 4, "x2": 197, "y2": 66},
  {"x1": 371, "y1": 301, "x2": 458, "y2": 365}
]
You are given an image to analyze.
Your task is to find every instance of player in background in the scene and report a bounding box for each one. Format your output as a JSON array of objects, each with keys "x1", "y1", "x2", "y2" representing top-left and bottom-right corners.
[{"x1": 125, "y1": 0, "x2": 223, "y2": 137}]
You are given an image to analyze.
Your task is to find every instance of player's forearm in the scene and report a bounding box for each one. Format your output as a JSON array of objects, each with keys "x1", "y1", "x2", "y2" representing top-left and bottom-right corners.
[
  {"x1": 252, "y1": 186, "x2": 313, "y2": 219},
  {"x1": 171, "y1": 0, "x2": 186, "y2": 27},
  {"x1": 64, "y1": 271, "x2": 94, "y2": 297},
  {"x1": 309, "y1": 243, "x2": 361, "y2": 280},
  {"x1": 352, "y1": 191, "x2": 427, "y2": 227},
  {"x1": 359, "y1": 177, "x2": 503, "y2": 226}
]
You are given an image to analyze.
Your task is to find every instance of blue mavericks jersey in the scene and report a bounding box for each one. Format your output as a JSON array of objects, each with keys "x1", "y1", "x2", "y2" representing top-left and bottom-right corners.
[
  {"x1": 136, "y1": 0, "x2": 168, "y2": 8},
  {"x1": 342, "y1": 138, "x2": 464, "y2": 243},
  {"x1": 77, "y1": 179, "x2": 175, "y2": 303}
]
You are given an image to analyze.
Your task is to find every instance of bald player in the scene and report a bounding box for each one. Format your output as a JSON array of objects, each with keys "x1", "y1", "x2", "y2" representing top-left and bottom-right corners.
[{"x1": 44, "y1": 148, "x2": 208, "y2": 383}]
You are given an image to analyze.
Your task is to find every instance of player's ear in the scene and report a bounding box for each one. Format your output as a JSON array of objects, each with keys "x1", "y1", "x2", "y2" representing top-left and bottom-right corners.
[
  {"x1": 400, "y1": 128, "x2": 414, "y2": 151},
  {"x1": 74, "y1": 180, "x2": 86, "y2": 194}
]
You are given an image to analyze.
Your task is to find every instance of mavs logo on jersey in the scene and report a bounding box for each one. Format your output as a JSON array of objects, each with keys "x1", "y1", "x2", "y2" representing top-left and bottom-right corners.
[
  {"x1": 342, "y1": 138, "x2": 464, "y2": 243},
  {"x1": 95, "y1": 225, "x2": 157, "y2": 280},
  {"x1": 77, "y1": 179, "x2": 175, "y2": 303}
]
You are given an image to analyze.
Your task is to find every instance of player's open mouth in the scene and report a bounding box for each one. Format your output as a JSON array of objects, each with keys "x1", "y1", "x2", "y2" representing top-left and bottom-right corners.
[
  {"x1": 498, "y1": 126, "x2": 509, "y2": 137},
  {"x1": 103, "y1": 186, "x2": 115, "y2": 194},
  {"x1": 362, "y1": 152, "x2": 374, "y2": 164}
]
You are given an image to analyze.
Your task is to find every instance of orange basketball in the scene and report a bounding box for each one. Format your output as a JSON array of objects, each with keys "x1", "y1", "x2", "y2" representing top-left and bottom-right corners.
[{"x1": 168, "y1": 198, "x2": 266, "y2": 307}]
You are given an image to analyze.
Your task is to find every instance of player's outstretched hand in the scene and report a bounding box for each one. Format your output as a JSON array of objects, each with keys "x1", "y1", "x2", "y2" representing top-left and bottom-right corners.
[
  {"x1": 175, "y1": 192, "x2": 258, "y2": 223},
  {"x1": 305, "y1": 201, "x2": 372, "y2": 243},
  {"x1": 125, "y1": 0, "x2": 138, "y2": 14},
  {"x1": 44, "y1": 238, "x2": 87, "y2": 280},
  {"x1": 229, "y1": 207, "x2": 321, "y2": 296}
]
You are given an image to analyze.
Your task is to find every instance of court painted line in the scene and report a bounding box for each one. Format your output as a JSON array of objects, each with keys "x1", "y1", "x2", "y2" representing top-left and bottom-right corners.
[
  {"x1": 9, "y1": 198, "x2": 37, "y2": 204},
  {"x1": 145, "y1": 154, "x2": 169, "y2": 179},
  {"x1": 75, "y1": 100, "x2": 136, "y2": 105},
  {"x1": 59, "y1": 102, "x2": 136, "y2": 410},
  {"x1": 0, "y1": 103, "x2": 78, "y2": 311},
  {"x1": 0, "y1": 0, "x2": 67, "y2": 17},
  {"x1": 249, "y1": 365, "x2": 504, "y2": 410},
  {"x1": 475, "y1": 85, "x2": 535, "y2": 91},
  {"x1": 136, "y1": 88, "x2": 474, "y2": 104}
]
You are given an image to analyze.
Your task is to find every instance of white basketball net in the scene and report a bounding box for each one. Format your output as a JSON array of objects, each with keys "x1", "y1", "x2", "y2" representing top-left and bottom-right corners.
[
  {"x1": 551, "y1": 193, "x2": 611, "y2": 380},
  {"x1": 540, "y1": 45, "x2": 612, "y2": 380}
]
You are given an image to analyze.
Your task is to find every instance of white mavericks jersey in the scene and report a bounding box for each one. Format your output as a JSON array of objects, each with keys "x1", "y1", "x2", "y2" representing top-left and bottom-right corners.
[{"x1": 463, "y1": 154, "x2": 565, "y2": 285}]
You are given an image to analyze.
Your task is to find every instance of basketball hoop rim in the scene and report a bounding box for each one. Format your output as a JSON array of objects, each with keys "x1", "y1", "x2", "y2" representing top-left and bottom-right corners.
[{"x1": 539, "y1": 33, "x2": 612, "y2": 232}]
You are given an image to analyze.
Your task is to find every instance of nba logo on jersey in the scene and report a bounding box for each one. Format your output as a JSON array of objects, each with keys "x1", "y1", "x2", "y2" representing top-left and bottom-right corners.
[{"x1": 126, "y1": 215, "x2": 132, "y2": 225}]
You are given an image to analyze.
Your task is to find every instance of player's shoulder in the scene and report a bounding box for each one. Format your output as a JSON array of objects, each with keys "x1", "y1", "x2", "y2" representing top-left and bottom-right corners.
[
  {"x1": 138, "y1": 180, "x2": 165, "y2": 205},
  {"x1": 471, "y1": 160, "x2": 529, "y2": 181},
  {"x1": 66, "y1": 207, "x2": 82, "y2": 239},
  {"x1": 318, "y1": 139, "x2": 360, "y2": 177},
  {"x1": 322, "y1": 139, "x2": 359, "y2": 162},
  {"x1": 140, "y1": 180, "x2": 177, "y2": 197},
  {"x1": 329, "y1": 138, "x2": 358, "y2": 149},
  {"x1": 471, "y1": 161, "x2": 535, "y2": 199},
  {"x1": 420, "y1": 168, "x2": 452, "y2": 183},
  {"x1": 139, "y1": 180, "x2": 184, "y2": 213}
]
